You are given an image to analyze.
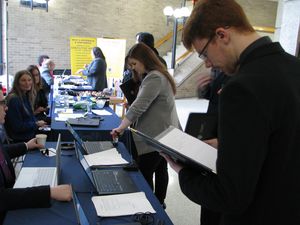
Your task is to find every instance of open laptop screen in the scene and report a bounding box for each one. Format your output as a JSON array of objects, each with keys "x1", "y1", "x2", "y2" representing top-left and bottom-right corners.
[{"x1": 72, "y1": 190, "x2": 91, "y2": 225}]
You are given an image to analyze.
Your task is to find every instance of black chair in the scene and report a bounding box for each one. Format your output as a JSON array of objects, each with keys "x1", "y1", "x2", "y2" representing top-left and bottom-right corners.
[{"x1": 184, "y1": 112, "x2": 217, "y2": 140}]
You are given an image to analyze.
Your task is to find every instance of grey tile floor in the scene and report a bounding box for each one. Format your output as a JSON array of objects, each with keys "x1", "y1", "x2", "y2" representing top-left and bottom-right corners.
[
  {"x1": 115, "y1": 97, "x2": 209, "y2": 225},
  {"x1": 164, "y1": 98, "x2": 208, "y2": 225}
]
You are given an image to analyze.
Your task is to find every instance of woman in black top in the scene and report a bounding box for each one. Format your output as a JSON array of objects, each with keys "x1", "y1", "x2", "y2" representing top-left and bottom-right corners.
[{"x1": 27, "y1": 65, "x2": 49, "y2": 121}]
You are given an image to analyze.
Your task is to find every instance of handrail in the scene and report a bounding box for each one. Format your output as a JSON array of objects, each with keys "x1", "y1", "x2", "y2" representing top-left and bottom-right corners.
[
  {"x1": 253, "y1": 26, "x2": 275, "y2": 33},
  {"x1": 176, "y1": 50, "x2": 192, "y2": 63},
  {"x1": 155, "y1": 24, "x2": 183, "y2": 48},
  {"x1": 156, "y1": 24, "x2": 275, "y2": 68},
  {"x1": 155, "y1": 25, "x2": 275, "y2": 49}
]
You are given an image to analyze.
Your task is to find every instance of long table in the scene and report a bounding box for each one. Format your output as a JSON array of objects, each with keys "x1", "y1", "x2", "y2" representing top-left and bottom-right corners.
[
  {"x1": 49, "y1": 103, "x2": 131, "y2": 147},
  {"x1": 4, "y1": 142, "x2": 173, "y2": 225}
]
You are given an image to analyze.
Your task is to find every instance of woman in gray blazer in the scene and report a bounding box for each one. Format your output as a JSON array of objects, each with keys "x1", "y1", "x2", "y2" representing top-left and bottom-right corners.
[{"x1": 111, "y1": 43, "x2": 181, "y2": 207}]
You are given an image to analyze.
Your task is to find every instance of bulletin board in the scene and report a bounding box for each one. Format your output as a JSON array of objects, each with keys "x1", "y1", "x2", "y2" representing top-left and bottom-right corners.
[{"x1": 70, "y1": 36, "x2": 97, "y2": 74}]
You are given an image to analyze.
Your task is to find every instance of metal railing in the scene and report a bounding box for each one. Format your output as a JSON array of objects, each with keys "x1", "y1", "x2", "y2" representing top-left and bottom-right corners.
[{"x1": 154, "y1": 25, "x2": 276, "y2": 69}]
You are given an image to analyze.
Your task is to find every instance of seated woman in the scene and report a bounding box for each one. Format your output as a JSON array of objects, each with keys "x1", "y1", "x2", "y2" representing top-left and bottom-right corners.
[
  {"x1": 27, "y1": 65, "x2": 49, "y2": 122},
  {"x1": 111, "y1": 43, "x2": 181, "y2": 208},
  {"x1": 5, "y1": 70, "x2": 47, "y2": 142},
  {"x1": 0, "y1": 87, "x2": 72, "y2": 223},
  {"x1": 76, "y1": 47, "x2": 108, "y2": 91}
]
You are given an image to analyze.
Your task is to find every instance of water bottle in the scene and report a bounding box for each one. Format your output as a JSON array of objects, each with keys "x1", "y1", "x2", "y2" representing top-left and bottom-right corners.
[{"x1": 64, "y1": 92, "x2": 69, "y2": 108}]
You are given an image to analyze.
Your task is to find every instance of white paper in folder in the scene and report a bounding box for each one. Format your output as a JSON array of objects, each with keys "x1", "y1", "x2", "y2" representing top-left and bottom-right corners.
[{"x1": 156, "y1": 126, "x2": 217, "y2": 173}]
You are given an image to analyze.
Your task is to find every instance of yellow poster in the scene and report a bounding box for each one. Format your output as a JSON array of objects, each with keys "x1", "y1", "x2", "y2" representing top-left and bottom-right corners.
[
  {"x1": 97, "y1": 38, "x2": 126, "y2": 79},
  {"x1": 70, "y1": 37, "x2": 97, "y2": 74}
]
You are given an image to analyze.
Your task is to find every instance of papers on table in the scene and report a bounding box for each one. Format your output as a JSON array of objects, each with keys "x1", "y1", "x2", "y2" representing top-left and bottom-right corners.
[
  {"x1": 83, "y1": 148, "x2": 128, "y2": 166},
  {"x1": 91, "y1": 192, "x2": 155, "y2": 217},
  {"x1": 92, "y1": 109, "x2": 112, "y2": 116},
  {"x1": 55, "y1": 108, "x2": 74, "y2": 114},
  {"x1": 55, "y1": 111, "x2": 85, "y2": 122},
  {"x1": 60, "y1": 84, "x2": 75, "y2": 89}
]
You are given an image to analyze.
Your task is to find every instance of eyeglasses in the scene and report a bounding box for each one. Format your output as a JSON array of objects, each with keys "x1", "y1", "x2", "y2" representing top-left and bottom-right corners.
[
  {"x1": 0, "y1": 99, "x2": 7, "y2": 107},
  {"x1": 198, "y1": 35, "x2": 215, "y2": 60}
]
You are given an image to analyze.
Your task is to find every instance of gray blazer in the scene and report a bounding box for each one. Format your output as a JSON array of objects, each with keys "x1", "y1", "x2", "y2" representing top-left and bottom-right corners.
[{"x1": 126, "y1": 70, "x2": 181, "y2": 155}]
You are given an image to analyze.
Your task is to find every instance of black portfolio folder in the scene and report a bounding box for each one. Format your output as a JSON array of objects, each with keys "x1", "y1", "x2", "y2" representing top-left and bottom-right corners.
[
  {"x1": 130, "y1": 126, "x2": 217, "y2": 173},
  {"x1": 119, "y1": 79, "x2": 139, "y2": 105}
]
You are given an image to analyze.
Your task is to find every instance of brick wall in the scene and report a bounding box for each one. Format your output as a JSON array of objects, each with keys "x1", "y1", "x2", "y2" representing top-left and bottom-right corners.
[
  {"x1": 6, "y1": 0, "x2": 181, "y2": 75},
  {"x1": 5, "y1": 0, "x2": 277, "y2": 77}
]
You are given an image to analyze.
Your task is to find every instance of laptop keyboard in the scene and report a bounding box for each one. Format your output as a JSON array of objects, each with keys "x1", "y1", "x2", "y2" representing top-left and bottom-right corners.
[
  {"x1": 92, "y1": 169, "x2": 137, "y2": 194},
  {"x1": 33, "y1": 168, "x2": 55, "y2": 186},
  {"x1": 84, "y1": 141, "x2": 114, "y2": 154}
]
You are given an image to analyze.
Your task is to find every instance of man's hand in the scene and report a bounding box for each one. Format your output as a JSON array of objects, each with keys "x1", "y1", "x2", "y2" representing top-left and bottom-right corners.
[
  {"x1": 50, "y1": 184, "x2": 72, "y2": 201},
  {"x1": 161, "y1": 153, "x2": 184, "y2": 173},
  {"x1": 204, "y1": 138, "x2": 218, "y2": 149}
]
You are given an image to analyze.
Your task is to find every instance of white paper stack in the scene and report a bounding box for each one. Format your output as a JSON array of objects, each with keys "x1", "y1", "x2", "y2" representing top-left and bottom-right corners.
[
  {"x1": 92, "y1": 192, "x2": 156, "y2": 217},
  {"x1": 83, "y1": 148, "x2": 129, "y2": 166},
  {"x1": 91, "y1": 109, "x2": 112, "y2": 116}
]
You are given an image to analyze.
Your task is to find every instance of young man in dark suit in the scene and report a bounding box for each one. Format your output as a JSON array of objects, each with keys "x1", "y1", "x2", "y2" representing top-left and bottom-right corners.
[{"x1": 164, "y1": 0, "x2": 300, "y2": 224}]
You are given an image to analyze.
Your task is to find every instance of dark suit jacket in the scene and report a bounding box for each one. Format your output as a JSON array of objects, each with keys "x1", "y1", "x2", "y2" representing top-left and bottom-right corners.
[
  {"x1": 0, "y1": 143, "x2": 50, "y2": 224},
  {"x1": 179, "y1": 38, "x2": 300, "y2": 225},
  {"x1": 5, "y1": 94, "x2": 37, "y2": 142},
  {"x1": 83, "y1": 58, "x2": 108, "y2": 91}
]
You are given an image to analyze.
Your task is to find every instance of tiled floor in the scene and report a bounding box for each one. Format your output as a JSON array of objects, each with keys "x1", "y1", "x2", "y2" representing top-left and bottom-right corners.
[
  {"x1": 165, "y1": 98, "x2": 208, "y2": 225},
  {"x1": 115, "y1": 97, "x2": 209, "y2": 225}
]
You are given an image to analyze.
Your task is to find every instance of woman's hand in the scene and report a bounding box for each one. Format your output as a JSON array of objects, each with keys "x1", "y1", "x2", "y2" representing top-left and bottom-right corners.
[
  {"x1": 75, "y1": 69, "x2": 84, "y2": 75},
  {"x1": 34, "y1": 106, "x2": 46, "y2": 115},
  {"x1": 36, "y1": 120, "x2": 47, "y2": 127},
  {"x1": 110, "y1": 127, "x2": 124, "y2": 141},
  {"x1": 26, "y1": 138, "x2": 44, "y2": 150},
  {"x1": 50, "y1": 184, "x2": 72, "y2": 201}
]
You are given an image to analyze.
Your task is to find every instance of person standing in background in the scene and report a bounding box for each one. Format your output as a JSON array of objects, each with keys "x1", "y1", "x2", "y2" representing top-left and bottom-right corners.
[
  {"x1": 37, "y1": 55, "x2": 49, "y2": 68},
  {"x1": 40, "y1": 59, "x2": 55, "y2": 99},
  {"x1": 76, "y1": 47, "x2": 108, "y2": 91}
]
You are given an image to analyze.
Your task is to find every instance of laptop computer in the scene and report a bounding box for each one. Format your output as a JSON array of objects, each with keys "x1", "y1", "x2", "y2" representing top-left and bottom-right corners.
[
  {"x1": 72, "y1": 190, "x2": 91, "y2": 225},
  {"x1": 67, "y1": 117, "x2": 100, "y2": 127},
  {"x1": 74, "y1": 140, "x2": 138, "y2": 195},
  {"x1": 14, "y1": 134, "x2": 62, "y2": 188},
  {"x1": 66, "y1": 121, "x2": 114, "y2": 154},
  {"x1": 130, "y1": 126, "x2": 217, "y2": 173}
]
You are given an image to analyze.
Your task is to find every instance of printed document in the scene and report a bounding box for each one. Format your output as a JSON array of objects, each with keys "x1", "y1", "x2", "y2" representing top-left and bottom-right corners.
[
  {"x1": 83, "y1": 148, "x2": 128, "y2": 166},
  {"x1": 91, "y1": 109, "x2": 112, "y2": 116},
  {"x1": 92, "y1": 192, "x2": 155, "y2": 217}
]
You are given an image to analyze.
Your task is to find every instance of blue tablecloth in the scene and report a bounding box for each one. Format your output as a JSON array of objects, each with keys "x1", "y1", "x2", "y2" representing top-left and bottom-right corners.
[
  {"x1": 50, "y1": 105, "x2": 125, "y2": 142},
  {"x1": 4, "y1": 142, "x2": 173, "y2": 225}
]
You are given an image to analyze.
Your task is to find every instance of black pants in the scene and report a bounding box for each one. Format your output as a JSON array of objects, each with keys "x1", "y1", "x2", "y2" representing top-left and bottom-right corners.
[{"x1": 138, "y1": 151, "x2": 168, "y2": 204}]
